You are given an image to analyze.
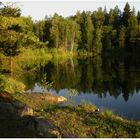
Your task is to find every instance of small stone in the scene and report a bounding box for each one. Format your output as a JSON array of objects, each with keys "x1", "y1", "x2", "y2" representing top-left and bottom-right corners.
[
  {"x1": 45, "y1": 95, "x2": 67, "y2": 103},
  {"x1": 20, "y1": 107, "x2": 34, "y2": 117},
  {"x1": 57, "y1": 96, "x2": 67, "y2": 102},
  {"x1": 49, "y1": 130, "x2": 61, "y2": 138}
]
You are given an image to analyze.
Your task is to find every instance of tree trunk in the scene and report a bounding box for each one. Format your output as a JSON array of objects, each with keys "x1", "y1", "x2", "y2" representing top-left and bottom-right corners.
[
  {"x1": 70, "y1": 40, "x2": 74, "y2": 53},
  {"x1": 70, "y1": 57, "x2": 75, "y2": 78}
]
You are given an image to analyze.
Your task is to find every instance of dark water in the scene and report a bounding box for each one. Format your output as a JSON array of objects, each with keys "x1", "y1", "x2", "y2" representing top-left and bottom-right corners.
[{"x1": 25, "y1": 54, "x2": 140, "y2": 120}]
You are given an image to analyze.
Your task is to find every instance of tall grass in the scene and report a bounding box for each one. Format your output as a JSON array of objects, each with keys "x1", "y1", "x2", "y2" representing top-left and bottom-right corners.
[
  {"x1": 50, "y1": 47, "x2": 75, "y2": 62},
  {"x1": 14, "y1": 48, "x2": 52, "y2": 70},
  {"x1": 16, "y1": 47, "x2": 74, "y2": 67},
  {"x1": 17, "y1": 47, "x2": 52, "y2": 62}
]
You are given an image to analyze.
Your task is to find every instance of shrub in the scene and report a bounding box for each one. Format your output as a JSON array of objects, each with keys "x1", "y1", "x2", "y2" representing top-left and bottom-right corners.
[
  {"x1": 0, "y1": 74, "x2": 25, "y2": 94},
  {"x1": 102, "y1": 109, "x2": 114, "y2": 117},
  {"x1": 4, "y1": 77, "x2": 25, "y2": 94}
]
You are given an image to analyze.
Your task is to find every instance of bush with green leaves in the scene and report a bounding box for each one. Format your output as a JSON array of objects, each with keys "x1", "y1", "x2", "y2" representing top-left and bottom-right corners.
[{"x1": 0, "y1": 74, "x2": 25, "y2": 94}]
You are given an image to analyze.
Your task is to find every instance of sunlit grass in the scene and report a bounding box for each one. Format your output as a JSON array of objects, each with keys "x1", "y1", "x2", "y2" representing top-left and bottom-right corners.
[{"x1": 0, "y1": 74, "x2": 25, "y2": 94}]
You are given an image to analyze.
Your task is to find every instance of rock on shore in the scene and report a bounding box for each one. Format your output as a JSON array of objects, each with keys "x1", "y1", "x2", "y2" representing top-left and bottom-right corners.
[{"x1": 0, "y1": 92, "x2": 62, "y2": 137}]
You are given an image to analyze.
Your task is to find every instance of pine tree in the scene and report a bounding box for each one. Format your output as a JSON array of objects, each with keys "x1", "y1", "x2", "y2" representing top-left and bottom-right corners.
[
  {"x1": 137, "y1": 11, "x2": 140, "y2": 25},
  {"x1": 122, "y1": 2, "x2": 131, "y2": 27}
]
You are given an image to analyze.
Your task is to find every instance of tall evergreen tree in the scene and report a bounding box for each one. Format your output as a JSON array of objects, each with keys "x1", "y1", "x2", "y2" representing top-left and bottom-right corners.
[
  {"x1": 122, "y1": 2, "x2": 131, "y2": 27},
  {"x1": 137, "y1": 11, "x2": 140, "y2": 25},
  {"x1": 128, "y1": 9, "x2": 138, "y2": 42},
  {"x1": 77, "y1": 11, "x2": 94, "y2": 51}
]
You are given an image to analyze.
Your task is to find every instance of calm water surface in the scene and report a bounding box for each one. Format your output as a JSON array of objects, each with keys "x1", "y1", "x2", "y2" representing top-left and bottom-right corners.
[{"x1": 25, "y1": 55, "x2": 140, "y2": 120}]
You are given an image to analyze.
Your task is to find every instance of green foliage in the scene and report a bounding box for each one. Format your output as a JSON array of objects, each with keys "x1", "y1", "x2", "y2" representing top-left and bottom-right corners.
[
  {"x1": 118, "y1": 26, "x2": 126, "y2": 48},
  {"x1": 101, "y1": 109, "x2": 114, "y2": 117},
  {"x1": 93, "y1": 28, "x2": 102, "y2": 54},
  {"x1": 45, "y1": 14, "x2": 80, "y2": 53},
  {"x1": 137, "y1": 11, "x2": 140, "y2": 25},
  {"x1": 108, "y1": 6, "x2": 121, "y2": 27},
  {"x1": 0, "y1": 2, "x2": 43, "y2": 56},
  {"x1": 0, "y1": 74, "x2": 25, "y2": 94},
  {"x1": 77, "y1": 11, "x2": 94, "y2": 51},
  {"x1": 34, "y1": 20, "x2": 45, "y2": 41},
  {"x1": 0, "y1": 3, "x2": 21, "y2": 17},
  {"x1": 0, "y1": 3, "x2": 140, "y2": 138},
  {"x1": 122, "y1": 2, "x2": 131, "y2": 27},
  {"x1": 45, "y1": 104, "x2": 58, "y2": 112},
  {"x1": 128, "y1": 14, "x2": 138, "y2": 41},
  {"x1": 15, "y1": 48, "x2": 52, "y2": 70},
  {"x1": 4, "y1": 77, "x2": 25, "y2": 94},
  {"x1": 0, "y1": 2, "x2": 140, "y2": 56},
  {"x1": 40, "y1": 73, "x2": 53, "y2": 93}
]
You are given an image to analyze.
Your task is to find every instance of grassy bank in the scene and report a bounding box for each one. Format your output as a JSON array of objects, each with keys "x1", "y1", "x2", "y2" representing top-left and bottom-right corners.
[
  {"x1": 11, "y1": 92, "x2": 140, "y2": 138},
  {"x1": 0, "y1": 83, "x2": 140, "y2": 138}
]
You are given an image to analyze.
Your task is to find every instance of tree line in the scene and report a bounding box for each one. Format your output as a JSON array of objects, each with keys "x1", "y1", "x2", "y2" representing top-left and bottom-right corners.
[{"x1": 0, "y1": 2, "x2": 140, "y2": 56}]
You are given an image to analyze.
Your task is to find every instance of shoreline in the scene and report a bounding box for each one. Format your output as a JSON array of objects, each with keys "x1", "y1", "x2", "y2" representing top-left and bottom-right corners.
[{"x1": 0, "y1": 92, "x2": 140, "y2": 138}]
